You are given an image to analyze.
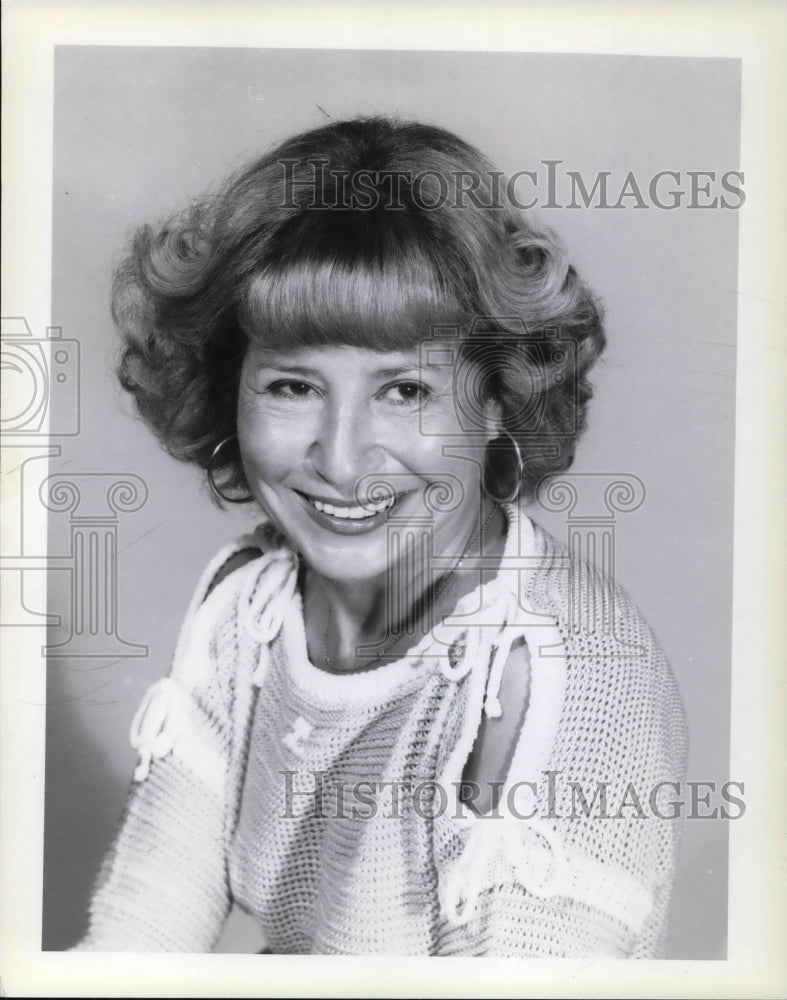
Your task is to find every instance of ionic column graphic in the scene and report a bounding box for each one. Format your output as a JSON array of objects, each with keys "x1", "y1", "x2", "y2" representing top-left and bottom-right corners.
[
  {"x1": 42, "y1": 473, "x2": 149, "y2": 658},
  {"x1": 537, "y1": 473, "x2": 647, "y2": 655}
]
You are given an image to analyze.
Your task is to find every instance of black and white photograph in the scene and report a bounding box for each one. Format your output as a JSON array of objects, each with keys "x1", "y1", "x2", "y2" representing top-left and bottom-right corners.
[{"x1": 2, "y1": 3, "x2": 785, "y2": 997}]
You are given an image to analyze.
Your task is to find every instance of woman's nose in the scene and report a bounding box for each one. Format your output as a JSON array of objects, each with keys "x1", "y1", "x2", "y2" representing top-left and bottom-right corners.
[{"x1": 309, "y1": 403, "x2": 385, "y2": 493}]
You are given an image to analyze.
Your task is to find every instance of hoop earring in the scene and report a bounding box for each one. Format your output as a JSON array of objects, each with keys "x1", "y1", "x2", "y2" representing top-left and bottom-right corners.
[
  {"x1": 483, "y1": 429, "x2": 524, "y2": 504},
  {"x1": 207, "y1": 435, "x2": 254, "y2": 504}
]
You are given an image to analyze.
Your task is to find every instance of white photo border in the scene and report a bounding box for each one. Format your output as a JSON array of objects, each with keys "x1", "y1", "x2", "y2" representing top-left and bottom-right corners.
[{"x1": 2, "y1": 1, "x2": 785, "y2": 997}]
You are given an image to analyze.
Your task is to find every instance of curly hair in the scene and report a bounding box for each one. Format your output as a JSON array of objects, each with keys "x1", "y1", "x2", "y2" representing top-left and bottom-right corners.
[{"x1": 113, "y1": 116, "x2": 605, "y2": 502}]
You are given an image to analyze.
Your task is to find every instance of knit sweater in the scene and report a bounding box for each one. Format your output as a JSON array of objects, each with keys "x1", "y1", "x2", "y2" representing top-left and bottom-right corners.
[{"x1": 77, "y1": 502, "x2": 688, "y2": 956}]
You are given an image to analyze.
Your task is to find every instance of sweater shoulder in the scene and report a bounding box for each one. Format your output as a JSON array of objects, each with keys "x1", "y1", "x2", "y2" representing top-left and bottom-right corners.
[
  {"x1": 524, "y1": 517, "x2": 688, "y2": 765},
  {"x1": 182, "y1": 521, "x2": 293, "y2": 619},
  {"x1": 187, "y1": 522, "x2": 288, "y2": 610},
  {"x1": 526, "y1": 518, "x2": 668, "y2": 660},
  {"x1": 167, "y1": 523, "x2": 288, "y2": 692}
]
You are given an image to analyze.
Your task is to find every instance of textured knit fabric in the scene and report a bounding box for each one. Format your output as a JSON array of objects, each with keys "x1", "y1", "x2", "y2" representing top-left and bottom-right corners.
[{"x1": 76, "y1": 502, "x2": 688, "y2": 956}]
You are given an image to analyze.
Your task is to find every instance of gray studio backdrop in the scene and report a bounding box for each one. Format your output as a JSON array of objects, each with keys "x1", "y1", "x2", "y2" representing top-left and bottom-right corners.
[{"x1": 43, "y1": 47, "x2": 739, "y2": 956}]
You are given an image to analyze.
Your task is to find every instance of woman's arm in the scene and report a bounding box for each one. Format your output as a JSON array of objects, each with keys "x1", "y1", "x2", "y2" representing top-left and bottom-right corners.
[
  {"x1": 73, "y1": 541, "x2": 261, "y2": 952},
  {"x1": 438, "y1": 615, "x2": 688, "y2": 958}
]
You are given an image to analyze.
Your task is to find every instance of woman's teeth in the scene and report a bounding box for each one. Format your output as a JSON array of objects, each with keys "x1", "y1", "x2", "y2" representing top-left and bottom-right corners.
[{"x1": 309, "y1": 495, "x2": 396, "y2": 520}]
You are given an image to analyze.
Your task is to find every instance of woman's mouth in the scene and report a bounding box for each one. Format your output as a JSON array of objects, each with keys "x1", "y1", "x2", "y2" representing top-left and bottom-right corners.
[
  {"x1": 309, "y1": 494, "x2": 394, "y2": 520},
  {"x1": 293, "y1": 488, "x2": 403, "y2": 534}
]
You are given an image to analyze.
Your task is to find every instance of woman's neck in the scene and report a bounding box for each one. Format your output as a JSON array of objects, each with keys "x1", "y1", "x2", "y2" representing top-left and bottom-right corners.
[{"x1": 304, "y1": 499, "x2": 507, "y2": 673}]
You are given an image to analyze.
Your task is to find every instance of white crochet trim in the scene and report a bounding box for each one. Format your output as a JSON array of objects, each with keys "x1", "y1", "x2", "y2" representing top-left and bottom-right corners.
[
  {"x1": 169, "y1": 532, "x2": 263, "y2": 691},
  {"x1": 279, "y1": 600, "x2": 432, "y2": 704},
  {"x1": 439, "y1": 817, "x2": 566, "y2": 925},
  {"x1": 437, "y1": 599, "x2": 568, "y2": 825},
  {"x1": 129, "y1": 677, "x2": 226, "y2": 798},
  {"x1": 439, "y1": 813, "x2": 654, "y2": 935},
  {"x1": 503, "y1": 603, "x2": 568, "y2": 784},
  {"x1": 251, "y1": 643, "x2": 272, "y2": 688},
  {"x1": 130, "y1": 679, "x2": 183, "y2": 782},
  {"x1": 561, "y1": 845, "x2": 655, "y2": 934},
  {"x1": 239, "y1": 548, "x2": 299, "y2": 644}
]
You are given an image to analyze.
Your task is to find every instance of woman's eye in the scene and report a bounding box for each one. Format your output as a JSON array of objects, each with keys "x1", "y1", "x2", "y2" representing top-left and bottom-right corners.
[
  {"x1": 383, "y1": 381, "x2": 429, "y2": 406},
  {"x1": 267, "y1": 380, "x2": 315, "y2": 399}
]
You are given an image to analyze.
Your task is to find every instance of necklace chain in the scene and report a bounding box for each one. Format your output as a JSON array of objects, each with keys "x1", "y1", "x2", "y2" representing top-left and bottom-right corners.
[{"x1": 321, "y1": 503, "x2": 498, "y2": 670}]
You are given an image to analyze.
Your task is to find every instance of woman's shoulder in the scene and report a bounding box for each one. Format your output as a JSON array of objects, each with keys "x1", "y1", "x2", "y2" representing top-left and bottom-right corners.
[
  {"x1": 524, "y1": 515, "x2": 666, "y2": 654},
  {"x1": 187, "y1": 521, "x2": 290, "y2": 606},
  {"x1": 203, "y1": 539, "x2": 267, "y2": 600},
  {"x1": 522, "y1": 515, "x2": 686, "y2": 745},
  {"x1": 168, "y1": 522, "x2": 296, "y2": 679},
  {"x1": 518, "y1": 512, "x2": 686, "y2": 732}
]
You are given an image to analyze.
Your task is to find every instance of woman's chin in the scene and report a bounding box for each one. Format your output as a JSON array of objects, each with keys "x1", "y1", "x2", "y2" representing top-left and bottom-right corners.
[{"x1": 298, "y1": 544, "x2": 390, "y2": 586}]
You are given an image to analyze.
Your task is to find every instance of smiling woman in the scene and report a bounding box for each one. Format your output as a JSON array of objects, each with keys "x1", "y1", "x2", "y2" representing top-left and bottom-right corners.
[
  {"x1": 237, "y1": 341, "x2": 506, "y2": 675},
  {"x1": 74, "y1": 116, "x2": 688, "y2": 957},
  {"x1": 237, "y1": 341, "x2": 503, "y2": 661}
]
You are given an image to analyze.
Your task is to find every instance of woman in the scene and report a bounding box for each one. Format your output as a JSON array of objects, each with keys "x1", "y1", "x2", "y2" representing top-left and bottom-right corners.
[{"x1": 77, "y1": 117, "x2": 687, "y2": 956}]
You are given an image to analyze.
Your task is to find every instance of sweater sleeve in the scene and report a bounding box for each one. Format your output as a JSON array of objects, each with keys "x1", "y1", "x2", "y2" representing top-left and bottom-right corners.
[
  {"x1": 433, "y1": 574, "x2": 689, "y2": 958},
  {"x1": 434, "y1": 679, "x2": 688, "y2": 958},
  {"x1": 626, "y1": 640, "x2": 690, "y2": 958},
  {"x1": 73, "y1": 540, "x2": 258, "y2": 952}
]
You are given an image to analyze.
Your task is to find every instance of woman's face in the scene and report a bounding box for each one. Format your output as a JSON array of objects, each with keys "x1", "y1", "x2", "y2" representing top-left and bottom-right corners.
[{"x1": 237, "y1": 341, "x2": 500, "y2": 585}]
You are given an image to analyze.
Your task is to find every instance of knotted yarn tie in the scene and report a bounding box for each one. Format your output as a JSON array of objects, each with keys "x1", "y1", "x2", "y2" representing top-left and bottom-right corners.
[
  {"x1": 129, "y1": 677, "x2": 186, "y2": 782},
  {"x1": 435, "y1": 579, "x2": 500, "y2": 684},
  {"x1": 439, "y1": 815, "x2": 567, "y2": 927},
  {"x1": 240, "y1": 548, "x2": 299, "y2": 645},
  {"x1": 435, "y1": 579, "x2": 522, "y2": 721},
  {"x1": 481, "y1": 586, "x2": 524, "y2": 719}
]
